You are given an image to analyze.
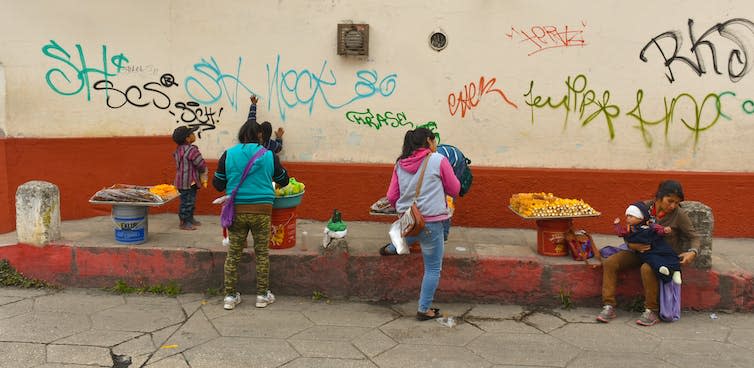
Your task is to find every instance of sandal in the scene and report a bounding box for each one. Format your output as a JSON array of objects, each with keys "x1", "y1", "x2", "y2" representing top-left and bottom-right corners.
[
  {"x1": 416, "y1": 307, "x2": 441, "y2": 321},
  {"x1": 379, "y1": 244, "x2": 397, "y2": 256}
]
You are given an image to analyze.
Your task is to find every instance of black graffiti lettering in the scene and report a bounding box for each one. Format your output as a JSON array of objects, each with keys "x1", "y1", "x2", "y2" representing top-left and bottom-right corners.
[
  {"x1": 160, "y1": 73, "x2": 178, "y2": 87},
  {"x1": 640, "y1": 18, "x2": 754, "y2": 83},
  {"x1": 142, "y1": 82, "x2": 171, "y2": 109},
  {"x1": 92, "y1": 79, "x2": 129, "y2": 109}
]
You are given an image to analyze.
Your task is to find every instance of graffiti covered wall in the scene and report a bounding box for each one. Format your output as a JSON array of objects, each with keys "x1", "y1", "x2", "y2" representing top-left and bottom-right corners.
[{"x1": 1, "y1": 0, "x2": 753, "y2": 172}]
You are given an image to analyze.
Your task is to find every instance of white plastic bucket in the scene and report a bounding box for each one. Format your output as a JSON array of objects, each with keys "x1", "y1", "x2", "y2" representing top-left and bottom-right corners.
[{"x1": 112, "y1": 205, "x2": 148, "y2": 244}]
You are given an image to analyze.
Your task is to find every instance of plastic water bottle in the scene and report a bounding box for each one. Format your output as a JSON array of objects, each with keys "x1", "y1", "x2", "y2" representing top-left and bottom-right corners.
[{"x1": 301, "y1": 231, "x2": 309, "y2": 251}]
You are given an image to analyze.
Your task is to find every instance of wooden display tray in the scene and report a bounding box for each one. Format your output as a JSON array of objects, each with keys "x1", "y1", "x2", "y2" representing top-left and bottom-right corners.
[
  {"x1": 508, "y1": 206, "x2": 601, "y2": 220},
  {"x1": 89, "y1": 187, "x2": 179, "y2": 207}
]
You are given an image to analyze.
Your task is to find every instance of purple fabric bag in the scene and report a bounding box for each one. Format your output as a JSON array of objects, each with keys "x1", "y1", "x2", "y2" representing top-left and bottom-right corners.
[
  {"x1": 659, "y1": 280, "x2": 681, "y2": 322},
  {"x1": 220, "y1": 148, "x2": 267, "y2": 229}
]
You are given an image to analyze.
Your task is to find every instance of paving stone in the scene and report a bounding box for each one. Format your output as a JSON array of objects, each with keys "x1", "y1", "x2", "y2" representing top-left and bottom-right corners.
[
  {"x1": 524, "y1": 312, "x2": 567, "y2": 332},
  {"x1": 372, "y1": 344, "x2": 491, "y2": 368},
  {"x1": 182, "y1": 336, "x2": 299, "y2": 367},
  {"x1": 90, "y1": 302, "x2": 185, "y2": 332},
  {"x1": 212, "y1": 309, "x2": 312, "y2": 338},
  {"x1": 0, "y1": 298, "x2": 33, "y2": 320},
  {"x1": 303, "y1": 302, "x2": 398, "y2": 327},
  {"x1": 34, "y1": 290, "x2": 124, "y2": 314},
  {"x1": 0, "y1": 287, "x2": 50, "y2": 298},
  {"x1": 466, "y1": 304, "x2": 525, "y2": 319},
  {"x1": 467, "y1": 319, "x2": 542, "y2": 334},
  {"x1": 289, "y1": 340, "x2": 366, "y2": 359},
  {"x1": 55, "y1": 329, "x2": 143, "y2": 347},
  {"x1": 351, "y1": 328, "x2": 397, "y2": 358},
  {"x1": 552, "y1": 307, "x2": 603, "y2": 323},
  {"x1": 176, "y1": 293, "x2": 207, "y2": 316},
  {"x1": 714, "y1": 311, "x2": 754, "y2": 329},
  {"x1": 290, "y1": 325, "x2": 371, "y2": 341},
  {"x1": 634, "y1": 313, "x2": 731, "y2": 342},
  {"x1": 655, "y1": 339, "x2": 751, "y2": 368},
  {"x1": 281, "y1": 357, "x2": 377, "y2": 368},
  {"x1": 467, "y1": 333, "x2": 579, "y2": 366},
  {"x1": 0, "y1": 311, "x2": 90, "y2": 343},
  {"x1": 728, "y1": 328, "x2": 754, "y2": 352},
  {"x1": 151, "y1": 324, "x2": 182, "y2": 349},
  {"x1": 380, "y1": 317, "x2": 483, "y2": 346},
  {"x1": 0, "y1": 342, "x2": 46, "y2": 368},
  {"x1": 112, "y1": 333, "x2": 157, "y2": 360},
  {"x1": 146, "y1": 354, "x2": 190, "y2": 367},
  {"x1": 0, "y1": 296, "x2": 22, "y2": 306},
  {"x1": 567, "y1": 350, "x2": 668, "y2": 367},
  {"x1": 550, "y1": 321, "x2": 661, "y2": 353},
  {"x1": 46, "y1": 344, "x2": 111, "y2": 366},
  {"x1": 150, "y1": 310, "x2": 219, "y2": 361}
]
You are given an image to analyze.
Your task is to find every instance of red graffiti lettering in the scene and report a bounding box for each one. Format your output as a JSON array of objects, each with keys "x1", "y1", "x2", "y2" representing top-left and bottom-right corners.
[
  {"x1": 506, "y1": 21, "x2": 587, "y2": 56},
  {"x1": 448, "y1": 77, "x2": 518, "y2": 118}
]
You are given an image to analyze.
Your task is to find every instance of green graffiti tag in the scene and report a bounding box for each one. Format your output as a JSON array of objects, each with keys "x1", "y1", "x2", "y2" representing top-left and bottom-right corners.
[
  {"x1": 626, "y1": 90, "x2": 722, "y2": 148},
  {"x1": 523, "y1": 74, "x2": 620, "y2": 138},
  {"x1": 345, "y1": 109, "x2": 440, "y2": 142}
]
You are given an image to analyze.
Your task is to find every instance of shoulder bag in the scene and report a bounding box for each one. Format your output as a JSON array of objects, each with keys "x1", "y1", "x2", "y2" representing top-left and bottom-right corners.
[
  {"x1": 220, "y1": 147, "x2": 268, "y2": 229},
  {"x1": 400, "y1": 154, "x2": 430, "y2": 237}
]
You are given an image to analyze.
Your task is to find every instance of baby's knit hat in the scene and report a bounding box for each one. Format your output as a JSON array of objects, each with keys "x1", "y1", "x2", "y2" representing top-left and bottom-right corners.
[{"x1": 625, "y1": 201, "x2": 650, "y2": 220}]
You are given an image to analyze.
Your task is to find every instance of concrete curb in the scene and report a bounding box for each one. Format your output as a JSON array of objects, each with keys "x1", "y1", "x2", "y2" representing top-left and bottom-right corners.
[{"x1": 1, "y1": 242, "x2": 751, "y2": 311}]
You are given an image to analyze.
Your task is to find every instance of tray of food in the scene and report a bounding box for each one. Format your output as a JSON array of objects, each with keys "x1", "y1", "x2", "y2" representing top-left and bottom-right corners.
[
  {"x1": 89, "y1": 184, "x2": 179, "y2": 206},
  {"x1": 508, "y1": 192, "x2": 600, "y2": 219}
]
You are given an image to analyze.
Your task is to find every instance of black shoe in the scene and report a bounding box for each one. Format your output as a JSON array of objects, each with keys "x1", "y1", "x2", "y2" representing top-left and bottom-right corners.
[
  {"x1": 379, "y1": 244, "x2": 397, "y2": 256},
  {"x1": 416, "y1": 307, "x2": 441, "y2": 321}
]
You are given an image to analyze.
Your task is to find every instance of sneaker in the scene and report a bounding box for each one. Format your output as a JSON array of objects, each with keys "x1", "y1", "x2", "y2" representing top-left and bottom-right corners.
[
  {"x1": 672, "y1": 271, "x2": 683, "y2": 285},
  {"x1": 659, "y1": 266, "x2": 670, "y2": 276},
  {"x1": 223, "y1": 292, "x2": 241, "y2": 310},
  {"x1": 596, "y1": 305, "x2": 616, "y2": 323},
  {"x1": 256, "y1": 290, "x2": 275, "y2": 308},
  {"x1": 636, "y1": 309, "x2": 659, "y2": 326}
]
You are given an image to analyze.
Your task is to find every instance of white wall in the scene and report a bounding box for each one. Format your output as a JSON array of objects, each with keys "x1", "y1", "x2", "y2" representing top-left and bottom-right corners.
[{"x1": 1, "y1": 0, "x2": 753, "y2": 171}]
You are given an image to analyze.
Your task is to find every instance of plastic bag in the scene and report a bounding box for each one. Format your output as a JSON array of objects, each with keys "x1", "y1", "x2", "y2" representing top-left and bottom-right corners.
[{"x1": 389, "y1": 220, "x2": 409, "y2": 255}]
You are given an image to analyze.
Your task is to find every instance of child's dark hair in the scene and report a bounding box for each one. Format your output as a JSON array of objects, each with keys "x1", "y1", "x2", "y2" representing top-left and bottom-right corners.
[
  {"x1": 260, "y1": 121, "x2": 273, "y2": 144},
  {"x1": 238, "y1": 119, "x2": 261, "y2": 144},
  {"x1": 398, "y1": 127, "x2": 435, "y2": 161}
]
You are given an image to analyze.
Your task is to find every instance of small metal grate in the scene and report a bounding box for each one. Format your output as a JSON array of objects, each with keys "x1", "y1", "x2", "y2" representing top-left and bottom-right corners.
[{"x1": 338, "y1": 24, "x2": 369, "y2": 56}]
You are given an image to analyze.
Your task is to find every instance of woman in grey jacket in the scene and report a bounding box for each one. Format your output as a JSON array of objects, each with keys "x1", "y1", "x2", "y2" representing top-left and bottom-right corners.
[{"x1": 383, "y1": 128, "x2": 460, "y2": 320}]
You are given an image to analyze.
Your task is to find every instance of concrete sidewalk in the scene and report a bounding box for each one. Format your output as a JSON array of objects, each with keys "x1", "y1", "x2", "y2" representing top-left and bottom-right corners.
[
  {"x1": 0, "y1": 287, "x2": 752, "y2": 368},
  {"x1": 1, "y1": 214, "x2": 753, "y2": 310}
]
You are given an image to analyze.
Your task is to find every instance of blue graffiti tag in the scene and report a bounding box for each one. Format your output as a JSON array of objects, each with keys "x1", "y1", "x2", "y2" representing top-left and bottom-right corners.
[
  {"x1": 184, "y1": 56, "x2": 257, "y2": 110},
  {"x1": 266, "y1": 54, "x2": 397, "y2": 121},
  {"x1": 41, "y1": 40, "x2": 129, "y2": 101}
]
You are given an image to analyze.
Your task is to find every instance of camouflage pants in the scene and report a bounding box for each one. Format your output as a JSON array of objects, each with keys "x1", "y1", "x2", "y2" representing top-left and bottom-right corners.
[{"x1": 224, "y1": 213, "x2": 271, "y2": 296}]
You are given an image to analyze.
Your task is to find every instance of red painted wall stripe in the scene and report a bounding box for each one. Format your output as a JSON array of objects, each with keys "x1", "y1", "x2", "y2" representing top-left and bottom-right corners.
[{"x1": 2, "y1": 137, "x2": 753, "y2": 237}]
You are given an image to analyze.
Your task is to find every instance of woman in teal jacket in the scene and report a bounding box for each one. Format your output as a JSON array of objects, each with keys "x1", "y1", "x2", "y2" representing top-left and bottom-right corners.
[{"x1": 213, "y1": 119, "x2": 289, "y2": 310}]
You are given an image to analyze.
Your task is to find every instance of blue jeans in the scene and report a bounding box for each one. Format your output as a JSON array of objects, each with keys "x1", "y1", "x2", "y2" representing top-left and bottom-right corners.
[
  {"x1": 442, "y1": 218, "x2": 451, "y2": 241},
  {"x1": 386, "y1": 221, "x2": 445, "y2": 313},
  {"x1": 178, "y1": 188, "x2": 197, "y2": 224}
]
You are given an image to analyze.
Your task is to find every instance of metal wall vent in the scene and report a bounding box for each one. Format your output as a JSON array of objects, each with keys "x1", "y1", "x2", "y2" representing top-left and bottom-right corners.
[
  {"x1": 338, "y1": 24, "x2": 369, "y2": 56},
  {"x1": 429, "y1": 30, "x2": 448, "y2": 51}
]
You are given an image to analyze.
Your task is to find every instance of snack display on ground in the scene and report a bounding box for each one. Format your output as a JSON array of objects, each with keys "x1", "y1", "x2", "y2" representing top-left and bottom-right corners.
[
  {"x1": 90, "y1": 184, "x2": 178, "y2": 204},
  {"x1": 509, "y1": 192, "x2": 599, "y2": 218}
]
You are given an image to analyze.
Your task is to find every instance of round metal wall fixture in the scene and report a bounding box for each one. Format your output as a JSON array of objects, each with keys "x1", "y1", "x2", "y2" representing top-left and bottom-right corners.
[{"x1": 429, "y1": 31, "x2": 448, "y2": 51}]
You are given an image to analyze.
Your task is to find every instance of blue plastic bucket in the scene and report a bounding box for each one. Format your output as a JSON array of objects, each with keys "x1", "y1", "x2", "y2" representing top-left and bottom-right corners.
[{"x1": 112, "y1": 205, "x2": 148, "y2": 244}]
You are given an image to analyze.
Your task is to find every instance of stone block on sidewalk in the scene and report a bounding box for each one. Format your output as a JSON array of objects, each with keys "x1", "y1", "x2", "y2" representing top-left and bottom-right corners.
[
  {"x1": 15, "y1": 181, "x2": 61, "y2": 246},
  {"x1": 682, "y1": 200, "x2": 713, "y2": 269}
]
